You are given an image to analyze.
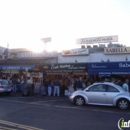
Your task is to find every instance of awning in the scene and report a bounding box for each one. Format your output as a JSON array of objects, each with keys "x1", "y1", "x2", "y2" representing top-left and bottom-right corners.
[{"x1": 88, "y1": 69, "x2": 130, "y2": 75}]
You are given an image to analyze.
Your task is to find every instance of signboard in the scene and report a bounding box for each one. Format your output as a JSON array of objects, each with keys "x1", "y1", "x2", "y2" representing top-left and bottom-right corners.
[
  {"x1": 17, "y1": 51, "x2": 58, "y2": 58},
  {"x1": 0, "y1": 65, "x2": 35, "y2": 70},
  {"x1": 88, "y1": 70, "x2": 130, "y2": 75},
  {"x1": 76, "y1": 35, "x2": 118, "y2": 44},
  {"x1": 104, "y1": 47, "x2": 130, "y2": 55},
  {"x1": 88, "y1": 62, "x2": 130, "y2": 69},
  {"x1": 41, "y1": 37, "x2": 52, "y2": 43},
  {"x1": 88, "y1": 62, "x2": 130, "y2": 75},
  {"x1": 62, "y1": 48, "x2": 89, "y2": 56},
  {"x1": 41, "y1": 63, "x2": 87, "y2": 73}
]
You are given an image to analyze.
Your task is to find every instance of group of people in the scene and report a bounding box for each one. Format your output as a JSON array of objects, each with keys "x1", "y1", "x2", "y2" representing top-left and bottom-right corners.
[
  {"x1": 5, "y1": 74, "x2": 34, "y2": 94},
  {"x1": 41, "y1": 76, "x2": 89, "y2": 96},
  {"x1": 41, "y1": 77, "x2": 70, "y2": 96},
  {"x1": 2, "y1": 73, "x2": 130, "y2": 96}
]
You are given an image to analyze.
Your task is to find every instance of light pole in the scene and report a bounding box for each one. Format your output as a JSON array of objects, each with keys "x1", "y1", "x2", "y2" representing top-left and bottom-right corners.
[
  {"x1": 41, "y1": 37, "x2": 52, "y2": 51},
  {"x1": 40, "y1": 37, "x2": 52, "y2": 86}
]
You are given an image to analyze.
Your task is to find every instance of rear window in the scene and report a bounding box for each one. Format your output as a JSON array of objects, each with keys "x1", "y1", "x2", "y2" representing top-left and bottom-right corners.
[{"x1": 0, "y1": 80, "x2": 10, "y2": 85}]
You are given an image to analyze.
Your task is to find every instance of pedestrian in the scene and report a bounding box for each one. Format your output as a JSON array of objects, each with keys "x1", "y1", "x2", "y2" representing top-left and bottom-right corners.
[
  {"x1": 11, "y1": 75, "x2": 18, "y2": 92},
  {"x1": 26, "y1": 77, "x2": 34, "y2": 96},
  {"x1": 48, "y1": 80, "x2": 53, "y2": 96},
  {"x1": 53, "y1": 77, "x2": 60, "y2": 96},
  {"x1": 122, "y1": 79, "x2": 129, "y2": 92},
  {"x1": 73, "y1": 77, "x2": 83, "y2": 91}
]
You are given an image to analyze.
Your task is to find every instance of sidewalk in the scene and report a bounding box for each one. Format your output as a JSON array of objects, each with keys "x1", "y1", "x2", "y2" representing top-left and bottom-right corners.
[{"x1": 10, "y1": 91, "x2": 69, "y2": 99}]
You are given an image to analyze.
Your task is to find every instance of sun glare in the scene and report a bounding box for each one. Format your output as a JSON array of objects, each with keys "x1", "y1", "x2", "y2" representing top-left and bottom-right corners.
[{"x1": 29, "y1": 46, "x2": 44, "y2": 53}]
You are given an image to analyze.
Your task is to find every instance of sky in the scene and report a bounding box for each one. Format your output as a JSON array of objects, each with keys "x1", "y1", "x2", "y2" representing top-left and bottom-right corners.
[{"x1": 0, "y1": 0, "x2": 130, "y2": 52}]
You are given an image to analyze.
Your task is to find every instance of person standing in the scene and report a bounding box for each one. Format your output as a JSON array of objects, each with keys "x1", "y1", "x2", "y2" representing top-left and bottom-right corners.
[
  {"x1": 53, "y1": 77, "x2": 60, "y2": 96},
  {"x1": 73, "y1": 77, "x2": 83, "y2": 91},
  {"x1": 12, "y1": 75, "x2": 18, "y2": 92},
  {"x1": 48, "y1": 79, "x2": 53, "y2": 96},
  {"x1": 122, "y1": 79, "x2": 129, "y2": 92}
]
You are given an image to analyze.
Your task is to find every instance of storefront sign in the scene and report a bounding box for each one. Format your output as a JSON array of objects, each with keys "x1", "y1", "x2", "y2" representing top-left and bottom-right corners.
[
  {"x1": 29, "y1": 73, "x2": 42, "y2": 77},
  {"x1": 88, "y1": 62, "x2": 130, "y2": 75},
  {"x1": 104, "y1": 47, "x2": 130, "y2": 54},
  {"x1": 0, "y1": 65, "x2": 35, "y2": 70},
  {"x1": 76, "y1": 35, "x2": 118, "y2": 44},
  {"x1": 88, "y1": 70, "x2": 130, "y2": 75},
  {"x1": 62, "y1": 48, "x2": 89, "y2": 56},
  {"x1": 41, "y1": 63, "x2": 87, "y2": 73},
  {"x1": 88, "y1": 62, "x2": 130, "y2": 69},
  {"x1": 17, "y1": 51, "x2": 58, "y2": 58}
]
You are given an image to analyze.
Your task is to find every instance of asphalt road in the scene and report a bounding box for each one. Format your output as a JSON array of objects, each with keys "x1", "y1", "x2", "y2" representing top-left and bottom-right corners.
[{"x1": 0, "y1": 93, "x2": 129, "y2": 130}]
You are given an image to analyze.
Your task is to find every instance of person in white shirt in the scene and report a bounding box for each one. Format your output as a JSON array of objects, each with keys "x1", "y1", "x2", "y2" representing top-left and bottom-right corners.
[{"x1": 122, "y1": 79, "x2": 129, "y2": 92}]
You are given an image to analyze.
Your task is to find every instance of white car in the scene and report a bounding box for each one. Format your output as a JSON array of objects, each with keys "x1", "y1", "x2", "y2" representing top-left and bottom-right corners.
[
  {"x1": 0, "y1": 79, "x2": 12, "y2": 95},
  {"x1": 70, "y1": 82, "x2": 130, "y2": 110}
]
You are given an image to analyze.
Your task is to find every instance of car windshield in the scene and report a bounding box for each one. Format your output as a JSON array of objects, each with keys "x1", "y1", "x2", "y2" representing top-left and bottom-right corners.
[{"x1": 0, "y1": 80, "x2": 10, "y2": 85}]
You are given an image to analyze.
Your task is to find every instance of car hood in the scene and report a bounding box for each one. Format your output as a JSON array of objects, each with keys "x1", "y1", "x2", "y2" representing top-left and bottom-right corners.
[{"x1": 71, "y1": 90, "x2": 84, "y2": 95}]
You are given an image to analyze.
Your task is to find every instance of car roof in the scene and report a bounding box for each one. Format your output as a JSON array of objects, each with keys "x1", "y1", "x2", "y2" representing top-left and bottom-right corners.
[{"x1": 93, "y1": 82, "x2": 115, "y2": 85}]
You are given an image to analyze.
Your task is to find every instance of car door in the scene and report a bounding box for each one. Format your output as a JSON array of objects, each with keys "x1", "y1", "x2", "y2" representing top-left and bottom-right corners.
[
  {"x1": 105, "y1": 85, "x2": 120, "y2": 105},
  {"x1": 85, "y1": 84, "x2": 107, "y2": 104}
]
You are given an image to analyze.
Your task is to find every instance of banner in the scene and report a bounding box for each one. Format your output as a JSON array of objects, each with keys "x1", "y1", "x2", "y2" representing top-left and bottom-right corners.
[
  {"x1": 104, "y1": 47, "x2": 130, "y2": 54},
  {"x1": 0, "y1": 65, "x2": 35, "y2": 70},
  {"x1": 76, "y1": 35, "x2": 118, "y2": 44},
  {"x1": 17, "y1": 51, "x2": 58, "y2": 58},
  {"x1": 41, "y1": 63, "x2": 87, "y2": 73},
  {"x1": 88, "y1": 62, "x2": 130, "y2": 69},
  {"x1": 62, "y1": 48, "x2": 89, "y2": 56}
]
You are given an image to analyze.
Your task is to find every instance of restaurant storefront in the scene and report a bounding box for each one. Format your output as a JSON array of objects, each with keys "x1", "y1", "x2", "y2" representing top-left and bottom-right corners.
[{"x1": 40, "y1": 63, "x2": 87, "y2": 79}]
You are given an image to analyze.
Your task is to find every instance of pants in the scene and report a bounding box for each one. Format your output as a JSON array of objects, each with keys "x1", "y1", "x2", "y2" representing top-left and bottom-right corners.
[
  {"x1": 13, "y1": 85, "x2": 17, "y2": 92},
  {"x1": 48, "y1": 87, "x2": 52, "y2": 96},
  {"x1": 41, "y1": 86, "x2": 46, "y2": 95},
  {"x1": 54, "y1": 86, "x2": 60, "y2": 96}
]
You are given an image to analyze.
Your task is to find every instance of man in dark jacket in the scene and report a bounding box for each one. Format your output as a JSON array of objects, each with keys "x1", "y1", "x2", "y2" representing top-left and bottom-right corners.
[{"x1": 74, "y1": 77, "x2": 83, "y2": 91}]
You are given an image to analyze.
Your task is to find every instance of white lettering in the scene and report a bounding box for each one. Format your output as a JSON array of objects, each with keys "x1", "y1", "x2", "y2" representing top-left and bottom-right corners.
[{"x1": 119, "y1": 63, "x2": 130, "y2": 68}]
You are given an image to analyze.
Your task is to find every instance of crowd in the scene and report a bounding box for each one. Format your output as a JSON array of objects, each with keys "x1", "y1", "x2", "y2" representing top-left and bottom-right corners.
[
  {"x1": 1, "y1": 73, "x2": 130, "y2": 96},
  {"x1": 41, "y1": 76, "x2": 130, "y2": 96}
]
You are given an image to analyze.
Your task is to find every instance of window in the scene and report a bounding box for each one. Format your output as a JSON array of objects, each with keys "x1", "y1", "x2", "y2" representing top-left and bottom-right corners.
[
  {"x1": 107, "y1": 85, "x2": 119, "y2": 92},
  {"x1": 89, "y1": 84, "x2": 106, "y2": 92},
  {"x1": 0, "y1": 80, "x2": 10, "y2": 85}
]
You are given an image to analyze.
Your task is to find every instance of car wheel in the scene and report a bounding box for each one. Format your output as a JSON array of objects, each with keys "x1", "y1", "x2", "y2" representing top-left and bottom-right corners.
[
  {"x1": 117, "y1": 99, "x2": 129, "y2": 110},
  {"x1": 74, "y1": 96, "x2": 85, "y2": 106}
]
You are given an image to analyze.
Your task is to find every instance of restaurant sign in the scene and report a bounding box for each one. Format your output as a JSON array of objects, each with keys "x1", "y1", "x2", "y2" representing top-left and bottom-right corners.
[
  {"x1": 62, "y1": 48, "x2": 89, "y2": 56},
  {"x1": 0, "y1": 65, "x2": 35, "y2": 70},
  {"x1": 76, "y1": 35, "x2": 118, "y2": 44},
  {"x1": 104, "y1": 47, "x2": 130, "y2": 55},
  {"x1": 17, "y1": 51, "x2": 58, "y2": 58},
  {"x1": 41, "y1": 63, "x2": 87, "y2": 73}
]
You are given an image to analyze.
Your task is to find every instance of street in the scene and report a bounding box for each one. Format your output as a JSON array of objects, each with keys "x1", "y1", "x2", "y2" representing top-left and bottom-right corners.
[{"x1": 0, "y1": 93, "x2": 130, "y2": 130}]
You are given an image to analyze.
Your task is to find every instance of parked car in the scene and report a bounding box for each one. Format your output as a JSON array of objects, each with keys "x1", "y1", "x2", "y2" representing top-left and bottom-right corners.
[
  {"x1": 0, "y1": 79, "x2": 12, "y2": 95},
  {"x1": 69, "y1": 82, "x2": 130, "y2": 110}
]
